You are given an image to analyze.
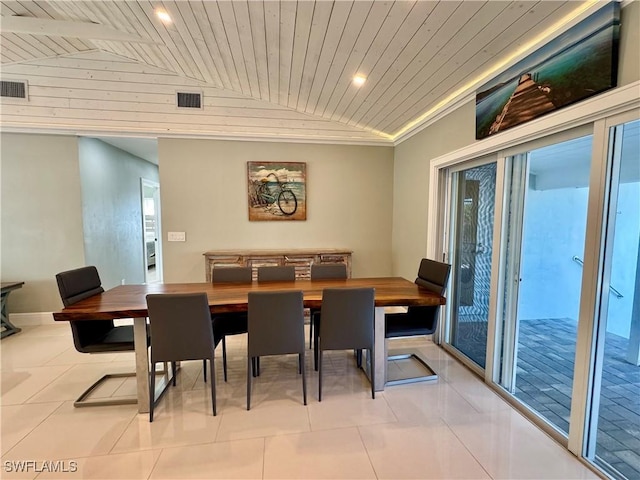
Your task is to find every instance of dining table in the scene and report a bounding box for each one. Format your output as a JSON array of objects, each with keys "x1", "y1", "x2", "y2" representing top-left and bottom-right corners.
[{"x1": 53, "y1": 276, "x2": 445, "y2": 413}]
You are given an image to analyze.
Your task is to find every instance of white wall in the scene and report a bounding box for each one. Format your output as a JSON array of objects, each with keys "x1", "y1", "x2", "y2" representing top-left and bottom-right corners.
[{"x1": 158, "y1": 138, "x2": 394, "y2": 282}]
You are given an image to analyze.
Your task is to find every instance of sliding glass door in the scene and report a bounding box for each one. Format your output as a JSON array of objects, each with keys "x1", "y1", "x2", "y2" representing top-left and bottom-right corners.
[
  {"x1": 447, "y1": 162, "x2": 497, "y2": 368},
  {"x1": 500, "y1": 135, "x2": 593, "y2": 435},
  {"x1": 585, "y1": 118, "x2": 640, "y2": 479},
  {"x1": 436, "y1": 105, "x2": 638, "y2": 480}
]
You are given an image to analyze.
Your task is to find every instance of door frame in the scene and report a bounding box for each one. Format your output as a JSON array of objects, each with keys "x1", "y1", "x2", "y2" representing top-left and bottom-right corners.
[{"x1": 140, "y1": 178, "x2": 162, "y2": 283}]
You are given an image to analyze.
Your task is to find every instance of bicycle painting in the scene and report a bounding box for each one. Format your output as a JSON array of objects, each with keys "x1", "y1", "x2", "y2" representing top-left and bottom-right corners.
[{"x1": 247, "y1": 162, "x2": 306, "y2": 221}]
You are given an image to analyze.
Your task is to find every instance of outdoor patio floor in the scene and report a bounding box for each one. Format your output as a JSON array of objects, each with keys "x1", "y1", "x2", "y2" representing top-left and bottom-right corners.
[{"x1": 454, "y1": 317, "x2": 640, "y2": 480}]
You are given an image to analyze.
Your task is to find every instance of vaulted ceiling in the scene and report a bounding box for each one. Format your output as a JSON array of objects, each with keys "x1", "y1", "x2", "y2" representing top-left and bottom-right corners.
[{"x1": 0, "y1": 1, "x2": 599, "y2": 144}]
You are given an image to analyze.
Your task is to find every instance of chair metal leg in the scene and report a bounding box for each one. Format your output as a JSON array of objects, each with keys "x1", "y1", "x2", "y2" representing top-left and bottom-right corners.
[
  {"x1": 149, "y1": 362, "x2": 156, "y2": 422},
  {"x1": 314, "y1": 319, "x2": 320, "y2": 371},
  {"x1": 74, "y1": 372, "x2": 138, "y2": 408},
  {"x1": 386, "y1": 352, "x2": 438, "y2": 386},
  {"x1": 246, "y1": 355, "x2": 252, "y2": 410},
  {"x1": 172, "y1": 362, "x2": 177, "y2": 386},
  {"x1": 222, "y1": 336, "x2": 228, "y2": 382},
  {"x1": 318, "y1": 346, "x2": 323, "y2": 402},
  {"x1": 209, "y1": 357, "x2": 217, "y2": 416},
  {"x1": 370, "y1": 348, "x2": 375, "y2": 399},
  {"x1": 301, "y1": 352, "x2": 307, "y2": 406}
]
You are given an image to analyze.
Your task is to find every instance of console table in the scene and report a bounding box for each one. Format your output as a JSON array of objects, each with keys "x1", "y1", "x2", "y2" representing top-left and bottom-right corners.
[
  {"x1": 204, "y1": 249, "x2": 352, "y2": 282},
  {"x1": 1, "y1": 282, "x2": 24, "y2": 339}
]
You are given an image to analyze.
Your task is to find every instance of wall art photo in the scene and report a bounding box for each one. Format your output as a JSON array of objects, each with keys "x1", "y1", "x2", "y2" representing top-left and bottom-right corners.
[
  {"x1": 247, "y1": 162, "x2": 306, "y2": 221},
  {"x1": 476, "y1": 2, "x2": 620, "y2": 140}
]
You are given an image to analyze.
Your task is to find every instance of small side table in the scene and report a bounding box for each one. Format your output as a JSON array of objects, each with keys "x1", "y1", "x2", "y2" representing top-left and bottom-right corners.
[{"x1": 1, "y1": 282, "x2": 24, "y2": 339}]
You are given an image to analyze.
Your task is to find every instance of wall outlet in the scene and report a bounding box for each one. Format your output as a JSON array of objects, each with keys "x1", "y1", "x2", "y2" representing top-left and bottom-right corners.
[{"x1": 168, "y1": 231, "x2": 186, "y2": 242}]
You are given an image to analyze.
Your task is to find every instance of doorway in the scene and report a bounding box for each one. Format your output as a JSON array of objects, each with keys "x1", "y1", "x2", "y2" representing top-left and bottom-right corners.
[{"x1": 141, "y1": 179, "x2": 162, "y2": 284}]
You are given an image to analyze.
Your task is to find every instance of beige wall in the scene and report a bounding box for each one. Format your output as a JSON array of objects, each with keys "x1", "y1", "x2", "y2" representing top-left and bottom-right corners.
[
  {"x1": 158, "y1": 138, "x2": 394, "y2": 282},
  {"x1": 0, "y1": 133, "x2": 85, "y2": 312},
  {"x1": 619, "y1": 0, "x2": 640, "y2": 86},
  {"x1": 391, "y1": 0, "x2": 640, "y2": 280},
  {"x1": 391, "y1": 101, "x2": 476, "y2": 279}
]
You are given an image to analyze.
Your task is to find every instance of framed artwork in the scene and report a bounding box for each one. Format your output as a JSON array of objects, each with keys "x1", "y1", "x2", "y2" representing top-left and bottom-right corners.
[
  {"x1": 475, "y1": 2, "x2": 620, "y2": 140},
  {"x1": 247, "y1": 162, "x2": 307, "y2": 221}
]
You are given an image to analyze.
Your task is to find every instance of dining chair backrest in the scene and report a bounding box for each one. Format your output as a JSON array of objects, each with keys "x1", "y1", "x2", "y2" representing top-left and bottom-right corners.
[
  {"x1": 248, "y1": 290, "x2": 305, "y2": 357},
  {"x1": 319, "y1": 287, "x2": 374, "y2": 351},
  {"x1": 146, "y1": 293, "x2": 215, "y2": 363},
  {"x1": 317, "y1": 287, "x2": 375, "y2": 400},
  {"x1": 56, "y1": 265, "x2": 104, "y2": 307},
  {"x1": 212, "y1": 266, "x2": 252, "y2": 284},
  {"x1": 257, "y1": 266, "x2": 295, "y2": 282},
  {"x1": 56, "y1": 266, "x2": 116, "y2": 353},
  {"x1": 415, "y1": 258, "x2": 451, "y2": 295},
  {"x1": 310, "y1": 263, "x2": 347, "y2": 280},
  {"x1": 247, "y1": 290, "x2": 306, "y2": 409},
  {"x1": 146, "y1": 292, "x2": 216, "y2": 420}
]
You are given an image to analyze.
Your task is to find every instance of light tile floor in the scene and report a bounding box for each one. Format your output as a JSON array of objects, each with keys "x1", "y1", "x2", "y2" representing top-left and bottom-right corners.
[{"x1": 1, "y1": 324, "x2": 601, "y2": 479}]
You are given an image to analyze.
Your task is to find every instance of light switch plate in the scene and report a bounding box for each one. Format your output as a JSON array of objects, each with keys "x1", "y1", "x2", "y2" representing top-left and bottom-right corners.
[{"x1": 168, "y1": 231, "x2": 186, "y2": 242}]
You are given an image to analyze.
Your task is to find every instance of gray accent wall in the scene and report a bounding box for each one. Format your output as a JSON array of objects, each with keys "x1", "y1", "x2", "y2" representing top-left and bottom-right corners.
[
  {"x1": 158, "y1": 138, "x2": 394, "y2": 282},
  {"x1": 1, "y1": 133, "x2": 85, "y2": 312},
  {"x1": 78, "y1": 138, "x2": 159, "y2": 290}
]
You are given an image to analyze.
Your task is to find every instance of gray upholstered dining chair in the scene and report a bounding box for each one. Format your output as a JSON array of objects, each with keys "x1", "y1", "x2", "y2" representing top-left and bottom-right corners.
[
  {"x1": 310, "y1": 263, "x2": 348, "y2": 366},
  {"x1": 211, "y1": 266, "x2": 252, "y2": 382},
  {"x1": 56, "y1": 266, "x2": 141, "y2": 407},
  {"x1": 146, "y1": 292, "x2": 216, "y2": 421},
  {"x1": 317, "y1": 287, "x2": 375, "y2": 401},
  {"x1": 246, "y1": 290, "x2": 306, "y2": 410},
  {"x1": 385, "y1": 258, "x2": 451, "y2": 385},
  {"x1": 252, "y1": 265, "x2": 297, "y2": 376},
  {"x1": 257, "y1": 265, "x2": 295, "y2": 282}
]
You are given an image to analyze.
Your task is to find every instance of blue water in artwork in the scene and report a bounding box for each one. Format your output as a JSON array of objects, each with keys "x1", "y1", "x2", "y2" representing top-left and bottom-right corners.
[
  {"x1": 475, "y1": 79, "x2": 518, "y2": 137},
  {"x1": 532, "y1": 28, "x2": 614, "y2": 106}
]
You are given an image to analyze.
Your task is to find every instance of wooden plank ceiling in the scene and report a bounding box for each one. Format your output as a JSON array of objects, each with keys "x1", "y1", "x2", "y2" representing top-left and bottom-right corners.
[{"x1": 0, "y1": 1, "x2": 588, "y2": 144}]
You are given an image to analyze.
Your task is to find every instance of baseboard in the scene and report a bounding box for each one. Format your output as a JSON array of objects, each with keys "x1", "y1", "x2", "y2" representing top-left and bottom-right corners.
[{"x1": 9, "y1": 312, "x2": 56, "y2": 327}]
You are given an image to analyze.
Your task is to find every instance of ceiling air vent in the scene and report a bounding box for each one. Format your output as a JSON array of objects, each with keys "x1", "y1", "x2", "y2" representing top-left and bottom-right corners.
[
  {"x1": 176, "y1": 91, "x2": 202, "y2": 109},
  {"x1": 1, "y1": 80, "x2": 27, "y2": 99}
]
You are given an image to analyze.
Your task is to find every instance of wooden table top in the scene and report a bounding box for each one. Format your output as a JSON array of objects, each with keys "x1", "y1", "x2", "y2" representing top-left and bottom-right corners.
[{"x1": 53, "y1": 277, "x2": 444, "y2": 322}]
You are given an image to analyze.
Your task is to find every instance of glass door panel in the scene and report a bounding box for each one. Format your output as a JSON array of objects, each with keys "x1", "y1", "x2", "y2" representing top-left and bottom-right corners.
[
  {"x1": 500, "y1": 135, "x2": 593, "y2": 436},
  {"x1": 448, "y1": 162, "x2": 497, "y2": 368},
  {"x1": 587, "y1": 119, "x2": 640, "y2": 480}
]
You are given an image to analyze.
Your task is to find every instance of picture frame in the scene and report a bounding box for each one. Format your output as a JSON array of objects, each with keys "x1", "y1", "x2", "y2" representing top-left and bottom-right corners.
[
  {"x1": 475, "y1": 2, "x2": 620, "y2": 140},
  {"x1": 247, "y1": 162, "x2": 307, "y2": 221}
]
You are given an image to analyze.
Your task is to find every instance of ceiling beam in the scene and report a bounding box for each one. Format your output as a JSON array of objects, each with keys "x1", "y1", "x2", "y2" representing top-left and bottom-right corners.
[{"x1": 0, "y1": 15, "x2": 156, "y2": 44}]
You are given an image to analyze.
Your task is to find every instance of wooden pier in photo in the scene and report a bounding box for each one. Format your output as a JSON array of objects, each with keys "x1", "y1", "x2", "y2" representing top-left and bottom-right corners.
[{"x1": 490, "y1": 73, "x2": 556, "y2": 135}]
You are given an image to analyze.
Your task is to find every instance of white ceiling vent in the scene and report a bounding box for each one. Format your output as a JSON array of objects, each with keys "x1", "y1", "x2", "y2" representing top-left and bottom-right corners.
[
  {"x1": 176, "y1": 91, "x2": 202, "y2": 109},
  {"x1": 1, "y1": 80, "x2": 28, "y2": 100}
]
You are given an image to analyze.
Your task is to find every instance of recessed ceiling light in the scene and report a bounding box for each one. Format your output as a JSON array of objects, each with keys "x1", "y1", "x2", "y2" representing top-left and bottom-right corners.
[
  {"x1": 353, "y1": 74, "x2": 367, "y2": 87},
  {"x1": 155, "y1": 9, "x2": 172, "y2": 24}
]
